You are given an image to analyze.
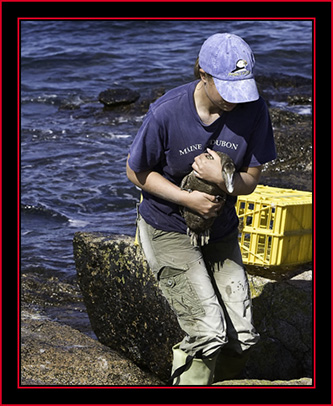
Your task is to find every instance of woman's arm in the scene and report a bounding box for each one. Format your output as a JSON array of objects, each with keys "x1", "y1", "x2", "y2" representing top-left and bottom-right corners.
[
  {"x1": 191, "y1": 149, "x2": 262, "y2": 196},
  {"x1": 226, "y1": 166, "x2": 262, "y2": 196},
  {"x1": 126, "y1": 155, "x2": 223, "y2": 218}
]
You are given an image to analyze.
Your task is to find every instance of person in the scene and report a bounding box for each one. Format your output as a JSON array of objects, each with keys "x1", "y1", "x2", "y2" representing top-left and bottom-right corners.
[{"x1": 126, "y1": 33, "x2": 276, "y2": 385}]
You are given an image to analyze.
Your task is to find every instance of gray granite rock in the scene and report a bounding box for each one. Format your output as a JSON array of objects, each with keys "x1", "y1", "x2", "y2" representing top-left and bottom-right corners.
[
  {"x1": 21, "y1": 306, "x2": 163, "y2": 386},
  {"x1": 73, "y1": 232, "x2": 312, "y2": 382}
]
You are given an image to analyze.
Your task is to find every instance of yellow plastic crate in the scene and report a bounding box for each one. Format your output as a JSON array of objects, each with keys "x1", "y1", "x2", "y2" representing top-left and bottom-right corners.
[{"x1": 236, "y1": 185, "x2": 312, "y2": 267}]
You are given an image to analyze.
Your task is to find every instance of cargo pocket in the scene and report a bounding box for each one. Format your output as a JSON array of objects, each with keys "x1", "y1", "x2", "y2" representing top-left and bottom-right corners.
[{"x1": 159, "y1": 266, "x2": 205, "y2": 319}]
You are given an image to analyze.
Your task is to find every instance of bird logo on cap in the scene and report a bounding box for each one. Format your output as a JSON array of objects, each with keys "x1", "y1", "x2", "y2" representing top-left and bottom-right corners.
[{"x1": 229, "y1": 59, "x2": 250, "y2": 76}]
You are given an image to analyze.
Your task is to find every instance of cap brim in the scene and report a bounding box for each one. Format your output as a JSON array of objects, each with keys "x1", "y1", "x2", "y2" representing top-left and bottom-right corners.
[{"x1": 213, "y1": 76, "x2": 259, "y2": 103}]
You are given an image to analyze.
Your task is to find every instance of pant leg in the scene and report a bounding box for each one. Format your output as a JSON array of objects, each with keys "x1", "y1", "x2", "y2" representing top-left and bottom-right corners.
[
  {"x1": 202, "y1": 232, "x2": 259, "y2": 381},
  {"x1": 202, "y1": 231, "x2": 260, "y2": 354},
  {"x1": 137, "y1": 215, "x2": 228, "y2": 358}
]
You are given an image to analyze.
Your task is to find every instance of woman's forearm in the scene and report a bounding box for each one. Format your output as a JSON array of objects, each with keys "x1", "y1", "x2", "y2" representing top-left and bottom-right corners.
[
  {"x1": 126, "y1": 156, "x2": 223, "y2": 218},
  {"x1": 127, "y1": 161, "x2": 188, "y2": 205},
  {"x1": 219, "y1": 167, "x2": 262, "y2": 196}
]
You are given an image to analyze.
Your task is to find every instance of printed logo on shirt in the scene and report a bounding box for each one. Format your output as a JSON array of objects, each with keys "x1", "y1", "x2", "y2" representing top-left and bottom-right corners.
[
  {"x1": 210, "y1": 140, "x2": 239, "y2": 150},
  {"x1": 179, "y1": 140, "x2": 238, "y2": 155},
  {"x1": 179, "y1": 144, "x2": 203, "y2": 155}
]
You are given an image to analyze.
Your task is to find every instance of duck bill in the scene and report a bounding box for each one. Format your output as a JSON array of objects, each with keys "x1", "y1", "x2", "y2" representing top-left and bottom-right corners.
[{"x1": 225, "y1": 173, "x2": 234, "y2": 194}]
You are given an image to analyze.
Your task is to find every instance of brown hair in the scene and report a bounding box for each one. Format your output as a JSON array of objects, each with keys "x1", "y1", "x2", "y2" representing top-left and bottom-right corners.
[
  {"x1": 194, "y1": 57, "x2": 201, "y2": 79},
  {"x1": 193, "y1": 57, "x2": 213, "y2": 81}
]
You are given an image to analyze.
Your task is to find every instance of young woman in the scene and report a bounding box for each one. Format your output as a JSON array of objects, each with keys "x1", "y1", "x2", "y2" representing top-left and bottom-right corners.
[{"x1": 126, "y1": 33, "x2": 276, "y2": 385}]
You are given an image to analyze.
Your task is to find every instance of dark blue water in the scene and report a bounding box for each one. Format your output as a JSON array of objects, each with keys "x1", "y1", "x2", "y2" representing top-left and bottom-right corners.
[{"x1": 20, "y1": 19, "x2": 313, "y2": 279}]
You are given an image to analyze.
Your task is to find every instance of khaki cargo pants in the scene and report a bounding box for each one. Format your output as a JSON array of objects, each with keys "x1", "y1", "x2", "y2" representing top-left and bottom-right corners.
[{"x1": 137, "y1": 215, "x2": 259, "y2": 358}]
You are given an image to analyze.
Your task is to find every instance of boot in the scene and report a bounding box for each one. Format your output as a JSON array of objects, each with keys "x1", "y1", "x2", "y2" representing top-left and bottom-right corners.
[
  {"x1": 213, "y1": 348, "x2": 251, "y2": 383},
  {"x1": 170, "y1": 344, "x2": 217, "y2": 385}
]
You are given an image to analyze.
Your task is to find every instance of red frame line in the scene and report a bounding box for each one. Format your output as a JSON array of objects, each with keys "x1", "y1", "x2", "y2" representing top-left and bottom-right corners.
[{"x1": 15, "y1": 15, "x2": 317, "y2": 396}]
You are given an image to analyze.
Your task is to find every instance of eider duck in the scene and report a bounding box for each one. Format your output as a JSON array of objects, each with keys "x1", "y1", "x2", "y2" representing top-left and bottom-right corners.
[{"x1": 180, "y1": 151, "x2": 235, "y2": 246}]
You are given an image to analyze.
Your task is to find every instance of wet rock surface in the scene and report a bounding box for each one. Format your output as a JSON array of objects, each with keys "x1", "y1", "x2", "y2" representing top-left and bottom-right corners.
[
  {"x1": 261, "y1": 109, "x2": 312, "y2": 191},
  {"x1": 21, "y1": 274, "x2": 163, "y2": 386},
  {"x1": 21, "y1": 304, "x2": 162, "y2": 386},
  {"x1": 256, "y1": 74, "x2": 311, "y2": 103},
  {"x1": 97, "y1": 86, "x2": 165, "y2": 114},
  {"x1": 98, "y1": 87, "x2": 140, "y2": 107},
  {"x1": 256, "y1": 75, "x2": 312, "y2": 191},
  {"x1": 21, "y1": 272, "x2": 95, "y2": 338}
]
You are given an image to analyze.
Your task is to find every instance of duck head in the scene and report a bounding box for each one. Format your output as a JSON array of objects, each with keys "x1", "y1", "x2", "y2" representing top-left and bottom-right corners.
[{"x1": 222, "y1": 161, "x2": 235, "y2": 194}]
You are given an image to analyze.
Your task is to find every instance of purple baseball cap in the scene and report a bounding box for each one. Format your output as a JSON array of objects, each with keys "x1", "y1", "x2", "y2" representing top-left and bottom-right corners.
[{"x1": 199, "y1": 33, "x2": 259, "y2": 103}]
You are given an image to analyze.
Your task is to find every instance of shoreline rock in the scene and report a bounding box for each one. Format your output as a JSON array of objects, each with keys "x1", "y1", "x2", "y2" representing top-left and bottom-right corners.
[
  {"x1": 73, "y1": 234, "x2": 183, "y2": 381},
  {"x1": 20, "y1": 299, "x2": 312, "y2": 387},
  {"x1": 98, "y1": 88, "x2": 140, "y2": 108},
  {"x1": 73, "y1": 233, "x2": 313, "y2": 383},
  {"x1": 214, "y1": 378, "x2": 312, "y2": 386},
  {"x1": 20, "y1": 236, "x2": 312, "y2": 386},
  {"x1": 21, "y1": 305, "x2": 163, "y2": 386},
  {"x1": 20, "y1": 301, "x2": 312, "y2": 386}
]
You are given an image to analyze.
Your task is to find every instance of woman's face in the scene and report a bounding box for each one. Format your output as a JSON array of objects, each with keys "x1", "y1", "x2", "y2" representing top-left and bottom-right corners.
[
  {"x1": 199, "y1": 69, "x2": 237, "y2": 112},
  {"x1": 204, "y1": 76, "x2": 237, "y2": 112}
]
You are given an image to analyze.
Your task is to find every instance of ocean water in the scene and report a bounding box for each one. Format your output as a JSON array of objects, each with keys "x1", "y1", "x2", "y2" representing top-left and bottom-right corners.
[{"x1": 20, "y1": 19, "x2": 313, "y2": 279}]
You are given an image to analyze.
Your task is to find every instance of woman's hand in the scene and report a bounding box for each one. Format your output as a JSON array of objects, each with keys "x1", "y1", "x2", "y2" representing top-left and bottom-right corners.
[
  {"x1": 181, "y1": 190, "x2": 223, "y2": 219},
  {"x1": 127, "y1": 154, "x2": 223, "y2": 219},
  {"x1": 127, "y1": 155, "x2": 220, "y2": 218},
  {"x1": 191, "y1": 149, "x2": 223, "y2": 184},
  {"x1": 192, "y1": 149, "x2": 263, "y2": 196}
]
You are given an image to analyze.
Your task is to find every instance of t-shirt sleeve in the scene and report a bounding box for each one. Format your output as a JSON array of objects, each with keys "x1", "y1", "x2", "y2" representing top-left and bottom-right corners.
[
  {"x1": 242, "y1": 101, "x2": 276, "y2": 168},
  {"x1": 127, "y1": 107, "x2": 165, "y2": 172}
]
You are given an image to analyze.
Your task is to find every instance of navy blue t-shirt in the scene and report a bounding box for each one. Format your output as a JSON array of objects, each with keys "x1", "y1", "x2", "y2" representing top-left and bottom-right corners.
[{"x1": 128, "y1": 80, "x2": 276, "y2": 241}]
